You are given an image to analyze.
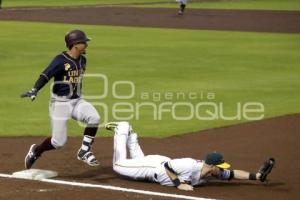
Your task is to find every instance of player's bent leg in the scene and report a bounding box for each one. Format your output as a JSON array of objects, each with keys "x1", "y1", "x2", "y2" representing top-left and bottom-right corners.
[
  {"x1": 25, "y1": 137, "x2": 58, "y2": 169},
  {"x1": 112, "y1": 122, "x2": 132, "y2": 165},
  {"x1": 77, "y1": 131, "x2": 100, "y2": 166},
  {"x1": 51, "y1": 105, "x2": 69, "y2": 149},
  {"x1": 72, "y1": 99, "x2": 100, "y2": 166},
  {"x1": 72, "y1": 99, "x2": 100, "y2": 126},
  {"x1": 50, "y1": 100, "x2": 71, "y2": 148},
  {"x1": 107, "y1": 122, "x2": 144, "y2": 160},
  {"x1": 127, "y1": 133, "x2": 144, "y2": 159},
  {"x1": 25, "y1": 100, "x2": 71, "y2": 169},
  {"x1": 113, "y1": 132, "x2": 128, "y2": 165},
  {"x1": 115, "y1": 121, "x2": 130, "y2": 135},
  {"x1": 77, "y1": 134, "x2": 100, "y2": 166},
  {"x1": 51, "y1": 135, "x2": 67, "y2": 149}
]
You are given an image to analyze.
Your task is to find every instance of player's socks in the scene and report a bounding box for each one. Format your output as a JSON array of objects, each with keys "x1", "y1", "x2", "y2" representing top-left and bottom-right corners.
[
  {"x1": 84, "y1": 126, "x2": 98, "y2": 137},
  {"x1": 35, "y1": 137, "x2": 55, "y2": 156},
  {"x1": 79, "y1": 126, "x2": 98, "y2": 152},
  {"x1": 80, "y1": 135, "x2": 94, "y2": 152}
]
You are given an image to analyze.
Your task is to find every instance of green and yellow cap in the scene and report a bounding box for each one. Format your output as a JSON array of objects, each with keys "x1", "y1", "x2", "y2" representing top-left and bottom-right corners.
[{"x1": 205, "y1": 152, "x2": 231, "y2": 169}]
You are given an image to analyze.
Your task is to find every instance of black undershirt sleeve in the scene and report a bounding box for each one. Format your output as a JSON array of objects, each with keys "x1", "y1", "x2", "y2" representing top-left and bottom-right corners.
[
  {"x1": 164, "y1": 162, "x2": 177, "y2": 174},
  {"x1": 33, "y1": 75, "x2": 49, "y2": 92}
]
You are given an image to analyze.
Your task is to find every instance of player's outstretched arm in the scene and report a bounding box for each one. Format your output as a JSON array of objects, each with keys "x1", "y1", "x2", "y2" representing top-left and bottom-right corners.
[
  {"x1": 234, "y1": 158, "x2": 275, "y2": 182},
  {"x1": 20, "y1": 75, "x2": 49, "y2": 101},
  {"x1": 232, "y1": 170, "x2": 260, "y2": 180},
  {"x1": 21, "y1": 54, "x2": 62, "y2": 101},
  {"x1": 221, "y1": 158, "x2": 275, "y2": 182}
]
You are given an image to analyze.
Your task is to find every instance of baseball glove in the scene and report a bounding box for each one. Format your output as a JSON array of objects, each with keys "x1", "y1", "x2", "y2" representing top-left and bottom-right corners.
[{"x1": 258, "y1": 158, "x2": 275, "y2": 182}]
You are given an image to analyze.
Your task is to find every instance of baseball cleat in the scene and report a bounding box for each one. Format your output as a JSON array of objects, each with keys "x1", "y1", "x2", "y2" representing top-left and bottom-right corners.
[
  {"x1": 105, "y1": 121, "x2": 134, "y2": 135},
  {"x1": 77, "y1": 149, "x2": 100, "y2": 166},
  {"x1": 105, "y1": 122, "x2": 119, "y2": 132},
  {"x1": 25, "y1": 144, "x2": 40, "y2": 169}
]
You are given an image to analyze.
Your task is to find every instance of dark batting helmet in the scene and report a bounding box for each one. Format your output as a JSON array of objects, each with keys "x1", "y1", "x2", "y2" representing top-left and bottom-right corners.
[{"x1": 65, "y1": 29, "x2": 90, "y2": 49}]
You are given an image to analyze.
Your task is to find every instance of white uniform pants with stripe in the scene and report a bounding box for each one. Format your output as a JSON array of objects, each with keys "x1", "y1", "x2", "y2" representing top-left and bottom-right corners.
[
  {"x1": 49, "y1": 96, "x2": 100, "y2": 149},
  {"x1": 112, "y1": 122, "x2": 170, "y2": 182}
]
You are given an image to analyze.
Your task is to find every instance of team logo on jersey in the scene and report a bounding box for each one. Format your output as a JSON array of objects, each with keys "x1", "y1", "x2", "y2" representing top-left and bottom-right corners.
[{"x1": 64, "y1": 63, "x2": 71, "y2": 71}]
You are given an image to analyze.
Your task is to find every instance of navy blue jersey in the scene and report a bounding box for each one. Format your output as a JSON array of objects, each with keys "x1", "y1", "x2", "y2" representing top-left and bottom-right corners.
[{"x1": 41, "y1": 52, "x2": 86, "y2": 99}]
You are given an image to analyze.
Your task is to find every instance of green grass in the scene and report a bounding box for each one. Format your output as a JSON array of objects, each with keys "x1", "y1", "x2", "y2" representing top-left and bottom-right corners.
[
  {"x1": 0, "y1": 21, "x2": 299, "y2": 137},
  {"x1": 3, "y1": 0, "x2": 300, "y2": 11},
  {"x1": 140, "y1": 0, "x2": 300, "y2": 11}
]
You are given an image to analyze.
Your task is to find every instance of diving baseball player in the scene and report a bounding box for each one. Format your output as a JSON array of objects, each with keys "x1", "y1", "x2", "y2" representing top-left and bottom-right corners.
[
  {"x1": 106, "y1": 122, "x2": 275, "y2": 191},
  {"x1": 21, "y1": 29, "x2": 100, "y2": 169}
]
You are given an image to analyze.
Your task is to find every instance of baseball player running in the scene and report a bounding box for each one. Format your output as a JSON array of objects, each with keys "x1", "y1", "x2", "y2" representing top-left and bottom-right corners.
[
  {"x1": 106, "y1": 121, "x2": 275, "y2": 191},
  {"x1": 176, "y1": 0, "x2": 188, "y2": 15},
  {"x1": 21, "y1": 29, "x2": 100, "y2": 169}
]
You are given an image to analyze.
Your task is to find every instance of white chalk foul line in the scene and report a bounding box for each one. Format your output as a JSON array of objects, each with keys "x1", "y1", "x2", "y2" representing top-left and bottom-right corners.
[{"x1": 0, "y1": 173, "x2": 214, "y2": 200}]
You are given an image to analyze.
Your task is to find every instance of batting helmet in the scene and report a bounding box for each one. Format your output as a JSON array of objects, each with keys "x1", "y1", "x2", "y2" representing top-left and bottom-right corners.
[{"x1": 65, "y1": 29, "x2": 90, "y2": 49}]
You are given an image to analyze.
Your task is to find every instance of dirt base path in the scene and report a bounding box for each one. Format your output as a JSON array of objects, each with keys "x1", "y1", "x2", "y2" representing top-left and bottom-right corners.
[{"x1": 0, "y1": 6, "x2": 300, "y2": 33}]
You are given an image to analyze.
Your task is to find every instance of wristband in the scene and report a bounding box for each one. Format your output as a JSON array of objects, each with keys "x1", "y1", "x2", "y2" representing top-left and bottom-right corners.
[
  {"x1": 249, "y1": 173, "x2": 257, "y2": 180},
  {"x1": 173, "y1": 178, "x2": 181, "y2": 187}
]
